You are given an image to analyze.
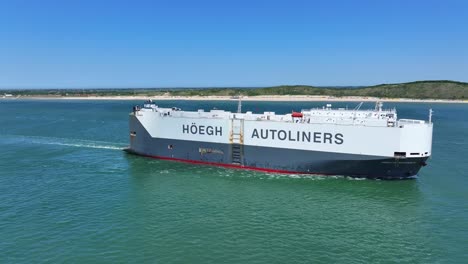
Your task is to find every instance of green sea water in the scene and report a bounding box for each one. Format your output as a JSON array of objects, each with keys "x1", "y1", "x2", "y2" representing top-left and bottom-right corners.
[{"x1": 0, "y1": 99, "x2": 467, "y2": 263}]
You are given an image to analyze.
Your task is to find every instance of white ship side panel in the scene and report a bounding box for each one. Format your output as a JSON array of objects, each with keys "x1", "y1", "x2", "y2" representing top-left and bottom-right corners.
[
  {"x1": 398, "y1": 124, "x2": 433, "y2": 155},
  {"x1": 243, "y1": 120, "x2": 401, "y2": 157},
  {"x1": 136, "y1": 112, "x2": 433, "y2": 158},
  {"x1": 136, "y1": 114, "x2": 231, "y2": 144}
]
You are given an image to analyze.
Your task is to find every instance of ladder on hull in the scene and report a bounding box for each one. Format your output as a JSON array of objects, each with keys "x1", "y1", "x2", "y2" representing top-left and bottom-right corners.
[
  {"x1": 231, "y1": 144, "x2": 242, "y2": 165},
  {"x1": 230, "y1": 117, "x2": 244, "y2": 165}
]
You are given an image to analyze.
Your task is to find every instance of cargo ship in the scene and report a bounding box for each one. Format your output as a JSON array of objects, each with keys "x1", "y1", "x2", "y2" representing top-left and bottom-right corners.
[{"x1": 125, "y1": 100, "x2": 433, "y2": 179}]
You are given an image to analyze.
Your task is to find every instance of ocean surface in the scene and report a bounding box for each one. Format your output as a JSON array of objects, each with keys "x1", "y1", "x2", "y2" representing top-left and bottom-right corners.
[{"x1": 0, "y1": 99, "x2": 467, "y2": 263}]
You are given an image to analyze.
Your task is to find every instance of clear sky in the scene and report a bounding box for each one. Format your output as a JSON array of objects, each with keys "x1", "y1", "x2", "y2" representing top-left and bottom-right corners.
[{"x1": 1, "y1": 0, "x2": 467, "y2": 88}]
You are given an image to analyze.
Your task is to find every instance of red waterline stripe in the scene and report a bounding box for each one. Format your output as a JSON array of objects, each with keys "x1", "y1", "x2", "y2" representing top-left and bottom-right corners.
[{"x1": 140, "y1": 153, "x2": 332, "y2": 175}]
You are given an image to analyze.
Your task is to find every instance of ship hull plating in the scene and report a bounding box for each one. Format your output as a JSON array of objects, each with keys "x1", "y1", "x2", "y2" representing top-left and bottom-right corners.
[{"x1": 128, "y1": 116, "x2": 427, "y2": 179}]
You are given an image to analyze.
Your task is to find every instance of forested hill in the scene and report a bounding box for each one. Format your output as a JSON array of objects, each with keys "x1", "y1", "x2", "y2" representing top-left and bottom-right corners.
[
  {"x1": 188, "y1": 80, "x2": 466, "y2": 99},
  {"x1": 3, "y1": 80, "x2": 468, "y2": 100}
]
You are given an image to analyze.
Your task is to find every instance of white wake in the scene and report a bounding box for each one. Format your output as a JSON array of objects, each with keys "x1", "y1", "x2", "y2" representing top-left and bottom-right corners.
[{"x1": 3, "y1": 135, "x2": 127, "y2": 150}]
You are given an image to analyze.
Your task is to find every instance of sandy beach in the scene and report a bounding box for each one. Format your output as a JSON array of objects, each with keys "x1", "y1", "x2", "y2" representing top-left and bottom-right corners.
[{"x1": 12, "y1": 95, "x2": 468, "y2": 103}]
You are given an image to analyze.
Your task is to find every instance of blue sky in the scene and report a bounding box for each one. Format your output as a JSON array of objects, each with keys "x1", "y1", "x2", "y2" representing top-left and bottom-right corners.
[{"x1": 1, "y1": 0, "x2": 467, "y2": 88}]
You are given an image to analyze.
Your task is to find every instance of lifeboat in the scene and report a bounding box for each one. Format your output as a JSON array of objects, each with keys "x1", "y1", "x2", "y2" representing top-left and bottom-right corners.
[{"x1": 292, "y1": 112, "x2": 303, "y2": 118}]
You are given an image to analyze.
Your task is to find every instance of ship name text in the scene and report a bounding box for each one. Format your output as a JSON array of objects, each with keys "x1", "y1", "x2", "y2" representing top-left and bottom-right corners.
[
  {"x1": 183, "y1": 123, "x2": 223, "y2": 136},
  {"x1": 251, "y1": 129, "x2": 343, "y2": 144}
]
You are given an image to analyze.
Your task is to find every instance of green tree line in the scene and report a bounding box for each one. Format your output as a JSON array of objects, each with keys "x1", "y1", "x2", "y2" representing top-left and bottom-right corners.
[{"x1": 3, "y1": 80, "x2": 467, "y2": 100}]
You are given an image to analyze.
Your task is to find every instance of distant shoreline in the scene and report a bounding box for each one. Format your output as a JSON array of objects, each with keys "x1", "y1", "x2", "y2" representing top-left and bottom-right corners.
[
  {"x1": 3, "y1": 80, "x2": 467, "y2": 102},
  {"x1": 9, "y1": 95, "x2": 468, "y2": 103}
]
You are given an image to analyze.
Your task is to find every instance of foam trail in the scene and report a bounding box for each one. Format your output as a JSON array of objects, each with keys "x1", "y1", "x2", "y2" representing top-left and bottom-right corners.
[
  {"x1": 41, "y1": 141, "x2": 125, "y2": 150},
  {"x1": 3, "y1": 135, "x2": 126, "y2": 150}
]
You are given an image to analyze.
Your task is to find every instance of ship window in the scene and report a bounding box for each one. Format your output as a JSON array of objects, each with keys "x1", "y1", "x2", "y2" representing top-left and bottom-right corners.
[
  {"x1": 410, "y1": 153, "x2": 419, "y2": 155},
  {"x1": 168, "y1": 144, "x2": 173, "y2": 150},
  {"x1": 394, "y1": 152, "x2": 406, "y2": 157}
]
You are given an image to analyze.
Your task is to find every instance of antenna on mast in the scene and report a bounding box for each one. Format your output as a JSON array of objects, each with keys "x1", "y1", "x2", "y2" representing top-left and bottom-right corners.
[
  {"x1": 429, "y1": 108, "x2": 433, "y2": 123},
  {"x1": 375, "y1": 101, "x2": 383, "y2": 111},
  {"x1": 237, "y1": 95, "x2": 242, "y2": 113}
]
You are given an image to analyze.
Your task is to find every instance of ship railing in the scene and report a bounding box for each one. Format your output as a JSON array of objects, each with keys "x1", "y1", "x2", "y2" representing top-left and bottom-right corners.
[
  {"x1": 166, "y1": 112, "x2": 230, "y2": 119},
  {"x1": 398, "y1": 119, "x2": 427, "y2": 124},
  {"x1": 305, "y1": 108, "x2": 396, "y2": 113}
]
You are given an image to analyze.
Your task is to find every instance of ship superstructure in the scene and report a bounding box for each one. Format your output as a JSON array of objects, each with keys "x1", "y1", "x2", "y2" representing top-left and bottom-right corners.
[{"x1": 126, "y1": 101, "x2": 433, "y2": 179}]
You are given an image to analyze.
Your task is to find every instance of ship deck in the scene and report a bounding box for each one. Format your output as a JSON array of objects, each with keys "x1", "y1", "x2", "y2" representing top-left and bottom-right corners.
[{"x1": 136, "y1": 103, "x2": 429, "y2": 128}]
